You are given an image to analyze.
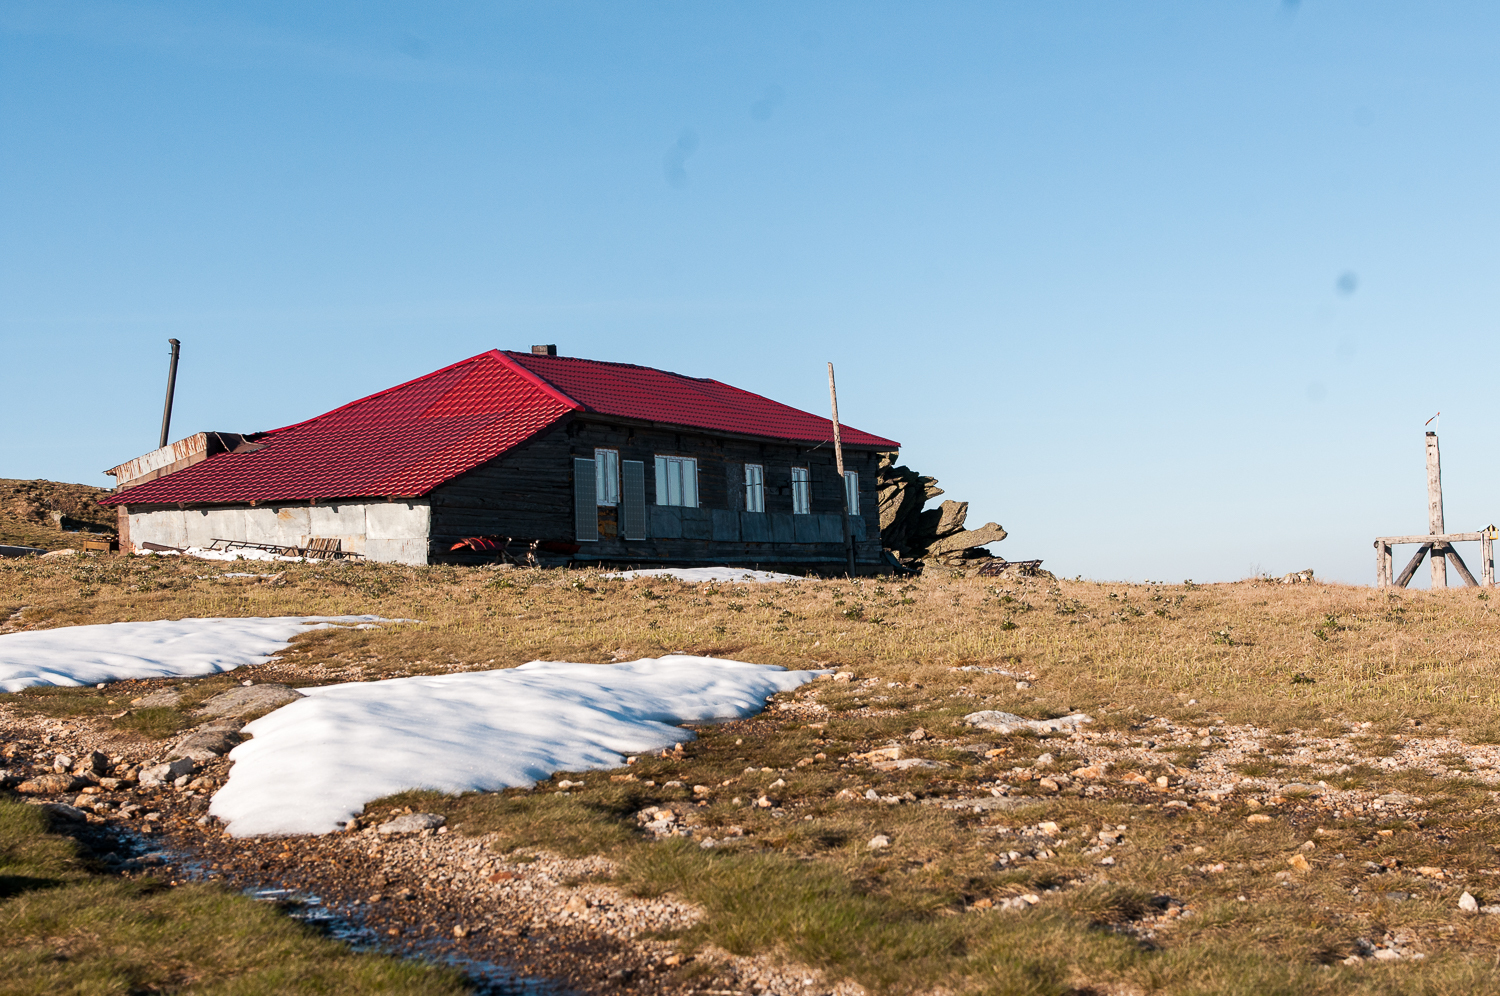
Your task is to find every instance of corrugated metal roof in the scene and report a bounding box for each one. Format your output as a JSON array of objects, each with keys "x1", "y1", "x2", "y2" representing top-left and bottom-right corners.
[{"x1": 103, "y1": 350, "x2": 898, "y2": 506}]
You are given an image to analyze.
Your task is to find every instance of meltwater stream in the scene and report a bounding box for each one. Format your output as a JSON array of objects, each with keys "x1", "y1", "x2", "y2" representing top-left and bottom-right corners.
[{"x1": 101, "y1": 825, "x2": 572, "y2": 996}]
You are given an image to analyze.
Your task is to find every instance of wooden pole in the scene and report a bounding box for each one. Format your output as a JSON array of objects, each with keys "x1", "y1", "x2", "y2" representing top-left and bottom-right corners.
[
  {"x1": 1375, "y1": 540, "x2": 1391, "y2": 588},
  {"x1": 1427, "y1": 432, "x2": 1447, "y2": 589},
  {"x1": 1484, "y1": 527, "x2": 1496, "y2": 587},
  {"x1": 827, "y1": 362, "x2": 855, "y2": 576}
]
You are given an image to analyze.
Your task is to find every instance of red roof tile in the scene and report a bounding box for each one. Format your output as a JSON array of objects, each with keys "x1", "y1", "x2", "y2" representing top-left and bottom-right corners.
[
  {"x1": 502, "y1": 351, "x2": 898, "y2": 449},
  {"x1": 104, "y1": 350, "x2": 898, "y2": 506}
]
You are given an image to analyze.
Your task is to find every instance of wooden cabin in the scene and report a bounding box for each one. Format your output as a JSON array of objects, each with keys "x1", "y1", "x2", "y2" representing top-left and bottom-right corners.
[{"x1": 101, "y1": 347, "x2": 900, "y2": 572}]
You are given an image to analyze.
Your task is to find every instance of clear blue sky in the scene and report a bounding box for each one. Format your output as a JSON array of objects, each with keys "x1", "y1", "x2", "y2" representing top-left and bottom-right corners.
[{"x1": 4, "y1": 2, "x2": 1498, "y2": 585}]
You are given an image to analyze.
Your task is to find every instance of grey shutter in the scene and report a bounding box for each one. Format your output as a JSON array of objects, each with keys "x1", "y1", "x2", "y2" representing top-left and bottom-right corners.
[
  {"x1": 574, "y1": 458, "x2": 598, "y2": 542},
  {"x1": 621, "y1": 460, "x2": 646, "y2": 540}
]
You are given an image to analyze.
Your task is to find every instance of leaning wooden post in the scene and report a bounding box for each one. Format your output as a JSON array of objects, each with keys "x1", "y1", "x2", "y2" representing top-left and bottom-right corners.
[
  {"x1": 827, "y1": 362, "x2": 855, "y2": 577},
  {"x1": 1427, "y1": 432, "x2": 1447, "y2": 589},
  {"x1": 1484, "y1": 526, "x2": 1496, "y2": 587}
]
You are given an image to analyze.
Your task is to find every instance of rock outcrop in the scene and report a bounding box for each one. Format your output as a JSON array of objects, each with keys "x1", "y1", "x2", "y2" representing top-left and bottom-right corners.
[{"x1": 877, "y1": 457, "x2": 1008, "y2": 568}]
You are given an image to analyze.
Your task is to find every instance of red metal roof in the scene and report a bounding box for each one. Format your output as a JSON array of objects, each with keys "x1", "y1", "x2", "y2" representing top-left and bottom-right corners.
[
  {"x1": 104, "y1": 350, "x2": 898, "y2": 506},
  {"x1": 501, "y1": 351, "x2": 898, "y2": 449}
]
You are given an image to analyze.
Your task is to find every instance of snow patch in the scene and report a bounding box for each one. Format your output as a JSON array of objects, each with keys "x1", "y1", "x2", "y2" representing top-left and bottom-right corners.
[
  {"x1": 0, "y1": 616, "x2": 397, "y2": 692},
  {"x1": 136, "y1": 547, "x2": 306, "y2": 563},
  {"x1": 210, "y1": 656, "x2": 822, "y2": 837},
  {"x1": 602, "y1": 567, "x2": 803, "y2": 584}
]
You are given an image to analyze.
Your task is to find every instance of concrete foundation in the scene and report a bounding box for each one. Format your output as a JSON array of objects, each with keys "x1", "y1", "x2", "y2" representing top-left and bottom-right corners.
[{"x1": 123, "y1": 501, "x2": 431, "y2": 565}]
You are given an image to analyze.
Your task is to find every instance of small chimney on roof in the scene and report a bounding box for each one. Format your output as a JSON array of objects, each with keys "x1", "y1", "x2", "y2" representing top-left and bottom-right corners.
[{"x1": 531, "y1": 344, "x2": 557, "y2": 356}]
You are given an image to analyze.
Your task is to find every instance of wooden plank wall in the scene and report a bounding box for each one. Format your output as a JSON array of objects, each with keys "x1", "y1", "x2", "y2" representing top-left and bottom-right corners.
[{"x1": 429, "y1": 416, "x2": 890, "y2": 568}]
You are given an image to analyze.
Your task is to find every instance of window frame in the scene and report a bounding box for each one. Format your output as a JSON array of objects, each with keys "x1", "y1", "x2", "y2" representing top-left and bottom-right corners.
[
  {"x1": 790, "y1": 466, "x2": 811, "y2": 515},
  {"x1": 595, "y1": 448, "x2": 620, "y2": 506},
  {"x1": 842, "y1": 470, "x2": 859, "y2": 516},
  {"x1": 654, "y1": 455, "x2": 699, "y2": 508},
  {"x1": 744, "y1": 463, "x2": 765, "y2": 513}
]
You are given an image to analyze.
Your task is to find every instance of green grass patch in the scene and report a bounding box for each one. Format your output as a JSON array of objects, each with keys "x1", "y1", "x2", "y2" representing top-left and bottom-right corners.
[
  {"x1": 0, "y1": 798, "x2": 469, "y2": 995},
  {"x1": 111, "y1": 706, "x2": 193, "y2": 739}
]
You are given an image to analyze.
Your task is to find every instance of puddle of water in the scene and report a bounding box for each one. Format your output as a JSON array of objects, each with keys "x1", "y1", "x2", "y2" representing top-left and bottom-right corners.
[{"x1": 104, "y1": 827, "x2": 571, "y2": 996}]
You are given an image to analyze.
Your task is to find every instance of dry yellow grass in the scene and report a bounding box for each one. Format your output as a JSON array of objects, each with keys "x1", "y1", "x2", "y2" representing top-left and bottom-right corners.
[
  {"x1": 7, "y1": 554, "x2": 1500, "y2": 994},
  {"x1": 7, "y1": 555, "x2": 1499, "y2": 732}
]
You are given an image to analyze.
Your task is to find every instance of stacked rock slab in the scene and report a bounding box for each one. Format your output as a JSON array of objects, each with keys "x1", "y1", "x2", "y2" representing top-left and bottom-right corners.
[{"x1": 877, "y1": 457, "x2": 1008, "y2": 569}]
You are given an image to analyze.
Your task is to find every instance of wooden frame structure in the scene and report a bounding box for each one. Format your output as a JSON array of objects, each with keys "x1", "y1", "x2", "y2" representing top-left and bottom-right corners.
[
  {"x1": 1374, "y1": 431, "x2": 1497, "y2": 589},
  {"x1": 1375, "y1": 530, "x2": 1495, "y2": 588}
]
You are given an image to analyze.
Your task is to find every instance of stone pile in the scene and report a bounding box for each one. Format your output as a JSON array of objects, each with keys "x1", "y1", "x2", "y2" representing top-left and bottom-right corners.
[{"x1": 876, "y1": 459, "x2": 1013, "y2": 571}]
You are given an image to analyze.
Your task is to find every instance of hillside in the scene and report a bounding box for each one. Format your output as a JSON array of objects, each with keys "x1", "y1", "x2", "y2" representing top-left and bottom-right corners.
[
  {"x1": 0, "y1": 478, "x2": 117, "y2": 551},
  {"x1": 3, "y1": 560, "x2": 1500, "y2": 994}
]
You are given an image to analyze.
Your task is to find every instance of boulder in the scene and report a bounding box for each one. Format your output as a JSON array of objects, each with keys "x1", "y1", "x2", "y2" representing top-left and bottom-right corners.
[
  {"x1": 72, "y1": 751, "x2": 109, "y2": 776},
  {"x1": 16, "y1": 772, "x2": 82, "y2": 794},
  {"x1": 925, "y1": 522, "x2": 1009, "y2": 558},
  {"x1": 934, "y1": 500, "x2": 969, "y2": 538},
  {"x1": 197, "y1": 684, "x2": 303, "y2": 718},
  {"x1": 37, "y1": 802, "x2": 88, "y2": 821},
  {"x1": 377, "y1": 813, "x2": 446, "y2": 834},
  {"x1": 138, "y1": 757, "x2": 195, "y2": 788},
  {"x1": 169, "y1": 730, "x2": 243, "y2": 762},
  {"x1": 964, "y1": 711, "x2": 1093, "y2": 736}
]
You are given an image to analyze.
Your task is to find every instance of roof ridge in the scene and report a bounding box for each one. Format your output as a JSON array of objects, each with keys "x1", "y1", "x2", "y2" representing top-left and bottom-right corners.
[
  {"x1": 488, "y1": 350, "x2": 585, "y2": 411},
  {"x1": 501, "y1": 350, "x2": 722, "y2": 386}
]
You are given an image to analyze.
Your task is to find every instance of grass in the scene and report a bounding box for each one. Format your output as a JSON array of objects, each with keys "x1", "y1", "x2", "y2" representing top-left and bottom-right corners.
[
  {"x1": 0, "y1": 798, "x2": 468, "y2": 995},
  {"x1": 8, "y1": 556, "x2": 1500, "y2": 993},
  {"x1": 0, "y1": 478, "x2": 116, "y2": 552}
]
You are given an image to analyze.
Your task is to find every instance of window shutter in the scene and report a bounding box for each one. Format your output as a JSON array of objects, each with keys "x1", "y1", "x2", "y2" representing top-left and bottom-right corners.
[
  {"x1": 655, "y1": 456, "x2": 668, "y2": 506},
  {"x1": 574, "y1": 458, "x2": 598, "y2": 542},
  {"x1": 621, "y1": 460, "x2": 646, "y2": 540}
]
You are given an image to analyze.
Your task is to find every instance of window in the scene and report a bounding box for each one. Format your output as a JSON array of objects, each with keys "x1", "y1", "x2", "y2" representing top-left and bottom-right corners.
[
  {"x1": 843, "y1": 470, "x2": 859, "y2": 515},
  {"x1": 595, "y1": 448, "x2": 620, "y2": 505},
  {"x1": 791, "y1": 466, "x2": 810, "y2": 515},
  {"x1": 655, "y1": 455, "x2": 699, "y2": 507},
  {"x1": 745, "y1": 463, "x2": 765, "y2": 513}
]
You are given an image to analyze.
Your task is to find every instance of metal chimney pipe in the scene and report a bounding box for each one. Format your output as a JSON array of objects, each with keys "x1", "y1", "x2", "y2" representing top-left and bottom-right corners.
[{"x1": 159, "y1": 339, "x2": 181, "y2": 449}]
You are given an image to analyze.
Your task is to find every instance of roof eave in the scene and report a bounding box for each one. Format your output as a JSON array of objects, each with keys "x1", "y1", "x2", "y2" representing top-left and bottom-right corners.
[{"x1": 565, "y1": 413, "x2": 899, "y2": 450}]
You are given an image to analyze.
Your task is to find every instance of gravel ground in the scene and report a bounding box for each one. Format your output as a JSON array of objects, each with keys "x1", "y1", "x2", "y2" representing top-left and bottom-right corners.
[
  {"x1": 6, "y1": 670, "x2": 1500, "y2": 988},
  {"x1": 0, "y1": 693, "x2": 865, "y2": 996}
]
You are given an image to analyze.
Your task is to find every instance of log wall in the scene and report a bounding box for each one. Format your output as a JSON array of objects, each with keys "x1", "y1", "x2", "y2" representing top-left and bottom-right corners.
[{"x1": 429, "y1": 416, "x2": 890, "y2": 568}]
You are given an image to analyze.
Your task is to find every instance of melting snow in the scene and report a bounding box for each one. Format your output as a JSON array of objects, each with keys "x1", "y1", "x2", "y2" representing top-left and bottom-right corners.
[
  {"x1": 136, "y1": 547, "x2": 307, "y2": 563},
  {"x1": 602, "y1": 567, "x2": 802, "y2": 583},
  {"x1": 0, "y1": 616, "x2": 395, "y2": 692},
  {"x1": 210, "y1": 656, "x2": 822, "y2": 837}
]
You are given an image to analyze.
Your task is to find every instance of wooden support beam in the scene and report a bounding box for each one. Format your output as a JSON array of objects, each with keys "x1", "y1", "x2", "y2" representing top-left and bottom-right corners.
[
  {"x1": 1375, "y1": 540, "x2": 1392, "y2": 588},
  {"x1": 1427, "y1": 432, "x2": 1447, "y2": 589},
  {"x1": 1395, "y1": 544, "x2": 1430, "y2": 589},
  {"x1": 1446, "y1": 545, "x2": 1480, "y2": 587},
  {"x1": 1375, "y1": 532, "x2": 1486, "y2": 545},
  {"x1": 1484, "y1": 529, "x2": 1495, "y2": 587}
]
